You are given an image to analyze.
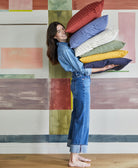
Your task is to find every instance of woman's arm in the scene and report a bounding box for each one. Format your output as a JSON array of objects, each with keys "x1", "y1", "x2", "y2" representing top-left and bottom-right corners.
[
  {"x1": 91, "y1": 64, "x2": 118, "y2": 73},
  {"x1": 60, "y1": 45, "x2": 92, "y2": 75},
  {"x1": 58, "y1": 44, "x2": 118, "y2": 75}
]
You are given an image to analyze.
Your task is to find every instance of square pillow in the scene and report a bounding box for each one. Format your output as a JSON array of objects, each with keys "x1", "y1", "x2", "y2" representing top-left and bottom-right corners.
[
  {"x1": 69, "y1": 15, "x2": 108, "y2": 48},
  {"x1": 75, "y1": 28, "x2": 118, "y2": 57},
  {"x1": 80, "y1": 40, "x2": 125, "y2": 57},
  {"x1": 66, "y1": 0, "x2": 104, "y2": 33},
  {"x1": 84, "y1": 58, "x2": 132, "y2": 73},
  {"x1": 79, "y1": 50, "x2": 128, "y2": 63}
]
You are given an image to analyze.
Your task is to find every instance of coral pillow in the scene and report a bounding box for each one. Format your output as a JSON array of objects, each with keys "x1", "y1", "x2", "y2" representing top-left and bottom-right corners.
[
  {"x1": 81, "y1": 40, "x2": 125, "y2": 57},
  {"x1": 66, "y1": 0, "x2": 104, "y2": 33},
  {"x1": 84, "y1": 58, "x2": 132, "y2": 72},
  {"x1": 79, "y1": 50, "x2": 128, "y2": 63},
  {"x1": 75, "y1": 29, "x2": 118, "y2": 57},
  {"x1": 69, "y1": 15, "x2": 108, "y2": 48}
]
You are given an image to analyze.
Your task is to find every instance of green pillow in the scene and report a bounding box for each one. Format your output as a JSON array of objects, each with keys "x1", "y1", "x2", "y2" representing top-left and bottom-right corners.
[{"x1": 80, "y1": 40, "x2": 125, "y2": 57}]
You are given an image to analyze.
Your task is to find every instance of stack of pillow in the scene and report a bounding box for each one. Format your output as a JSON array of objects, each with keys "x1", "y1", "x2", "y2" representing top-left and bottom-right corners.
[{"x1": 66, "y1": 0, "x2": 132, "y2": 73}]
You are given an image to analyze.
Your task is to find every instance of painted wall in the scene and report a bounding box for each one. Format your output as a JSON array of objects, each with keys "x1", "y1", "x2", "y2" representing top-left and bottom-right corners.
[{"x1": 0, "y1": 0, "x2": 138, "y2": 154}]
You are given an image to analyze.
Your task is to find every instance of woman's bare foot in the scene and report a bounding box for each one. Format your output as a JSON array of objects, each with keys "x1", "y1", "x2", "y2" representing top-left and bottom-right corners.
[
  {"x1": 78, "y1": 155, "x2": 91, "y2": 162},
  {"x1": 69, "y1": 153, "x2": 91, "y2": 167},
  {"x1": 69, "y1": 160, "x2": 91, "y2": 167}
]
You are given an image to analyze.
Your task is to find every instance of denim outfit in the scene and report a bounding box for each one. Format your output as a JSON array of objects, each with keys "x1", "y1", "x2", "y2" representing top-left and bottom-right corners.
[{"x1": 57, "y1": 42, "x2": 91, "y2": 153}]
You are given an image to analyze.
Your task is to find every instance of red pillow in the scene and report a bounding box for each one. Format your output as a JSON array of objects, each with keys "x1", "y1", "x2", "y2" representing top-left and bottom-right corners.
[{"x1": 66, "y1": 0, "x2": 104, "y2": 33}]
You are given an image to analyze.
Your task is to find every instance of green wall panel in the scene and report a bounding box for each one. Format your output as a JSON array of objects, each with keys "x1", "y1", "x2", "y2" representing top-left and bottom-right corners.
[
  {"x1": 49, "y1": 62, "x2": 71, "y2": 78},
  {"x1": 49, "y1": 110, "x2": 71, "y2": 135},
  {"x1": 0, "y1": 74, "x2": 34, "y2": 79},
  {"x1": 48, "y1": 0, "x2": 72, "y2": 10},
  {"x1": 48, "y1": 10, "x2": 72, "y2": 27}
]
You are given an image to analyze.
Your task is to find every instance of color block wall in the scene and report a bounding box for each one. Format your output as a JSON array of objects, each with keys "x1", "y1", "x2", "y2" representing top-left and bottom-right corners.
[{"x1": 0, "y1": 0, "x2": 138, "y2": 154}]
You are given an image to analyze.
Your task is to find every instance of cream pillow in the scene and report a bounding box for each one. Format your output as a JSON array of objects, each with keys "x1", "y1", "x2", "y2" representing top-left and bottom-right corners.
[
  {"x1": 79, "y1": 50, "x2": 128, "y2": 63},
  {"x1": 75, "y1": 29, "x2": 118, "y2": 57}
]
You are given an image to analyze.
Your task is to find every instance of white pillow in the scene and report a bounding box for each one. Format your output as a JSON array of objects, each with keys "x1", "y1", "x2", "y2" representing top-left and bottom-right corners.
[{"x1": 74, "y1": 28, "x2": 118, "y2": 57}]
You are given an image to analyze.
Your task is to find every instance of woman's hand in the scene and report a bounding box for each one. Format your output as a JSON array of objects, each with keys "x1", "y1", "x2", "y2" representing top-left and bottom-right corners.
[
  {"x1": 91, "y1": 64, "x2": 118, "y2": 73},
  {"x1": 102, "y1": 64, "x2": 118, "y2": 71}
]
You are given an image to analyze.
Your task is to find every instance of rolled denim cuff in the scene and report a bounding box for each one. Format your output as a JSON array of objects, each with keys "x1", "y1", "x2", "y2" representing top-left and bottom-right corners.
[{"x1": 70, "y1": 145, "x2": 88, "y2": 153}]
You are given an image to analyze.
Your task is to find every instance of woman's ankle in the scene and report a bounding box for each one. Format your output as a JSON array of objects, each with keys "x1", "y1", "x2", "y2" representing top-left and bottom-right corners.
[{"x1": 70, "y1": 153, "x2": 79, "y2": 162}]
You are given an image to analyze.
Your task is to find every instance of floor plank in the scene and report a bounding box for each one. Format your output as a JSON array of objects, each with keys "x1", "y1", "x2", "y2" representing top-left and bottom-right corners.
[{"x1": 0, "y1": 154, "x2": 138, "y2": 168}]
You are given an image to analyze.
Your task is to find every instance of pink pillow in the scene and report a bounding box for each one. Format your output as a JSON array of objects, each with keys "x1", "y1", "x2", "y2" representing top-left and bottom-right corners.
[{"x1": 66, "y1": 0, "x2": 104, "y2": 33}]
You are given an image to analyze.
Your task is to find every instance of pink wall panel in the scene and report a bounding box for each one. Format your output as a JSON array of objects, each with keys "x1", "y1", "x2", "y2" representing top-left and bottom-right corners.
[
  {"x1": 72, "y1": 0, "x2": 138, "y2": 10},
  {"x1": 91, "y1": 78, "x2": 138, "y2": 109},
  {"x1": 50, "y1": 79, "x2": 71, "y2": 110},
  {"x1": 72, "y1": 0, "x2": 96, "y2": 10},
  {"x1": 33, "y1": 0, "x2": 48, "y2": 10},
  {"x1": 0, "y1": 0, "x2": 9, "y2": 9},
  {"x1": 1, "y1": 48, "x2": 43, "y2": 69},
  {"x1": 9, "y1": 0, "x2": 32, "y2": 10},
  {"x1": 0, "y1": 79, "x2": 48, "y2": 110},
  {"x1": 104, "y1": 0, "x2": 138, "y2": 9},
  {"x1": 119, "y1": 12, "x2": 135, "y2": 63}
]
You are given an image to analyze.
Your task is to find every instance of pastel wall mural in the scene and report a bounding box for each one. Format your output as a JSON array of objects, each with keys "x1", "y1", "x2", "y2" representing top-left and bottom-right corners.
[
  {"x1": 118, "y1": 12, "x2": 135, "y2": 63},
  {"x1": 1, "y1": 48, "x2": 43, "y2": 69},
  {"x1": 72, "y1": 0, "x2": 138, "y2": 10},
  {"x1": 48, "y1": 0, "x2": 72, "y2": 10},
  {"x1": 9, "y1": 0, "x2": 33, "y2": 11},
  {"x1": 0, "y1": 0, "x2": 138, "y2": 154},
  {"x1": 0, "y1": 79, "x2": 48, "y2": 110},
  {"x1": 0, "y1": 0, "x2": 9, "y2": 10},
  {"x1": 33, "y1": 0, "x2": 48, "y2": 10}
]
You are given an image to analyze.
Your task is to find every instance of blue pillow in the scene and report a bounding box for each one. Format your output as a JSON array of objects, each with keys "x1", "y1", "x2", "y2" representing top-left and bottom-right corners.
[
  {"x1": 69, "y1": 15, "x2": 108, "y2": 49},
  {"x1": 84, "y1": 58, "x2": 132, "y2": 73}
]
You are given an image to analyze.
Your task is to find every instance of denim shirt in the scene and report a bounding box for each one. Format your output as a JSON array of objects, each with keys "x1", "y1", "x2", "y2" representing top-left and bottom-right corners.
[{"x1": 57, "y1": 42, "x2": 92, "y2": 76}]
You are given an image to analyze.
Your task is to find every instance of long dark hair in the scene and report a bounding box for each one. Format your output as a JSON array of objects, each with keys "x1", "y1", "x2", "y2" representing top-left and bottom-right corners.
[{"x1": 47, "y1": 22, "x2": 65, "y2": 65}]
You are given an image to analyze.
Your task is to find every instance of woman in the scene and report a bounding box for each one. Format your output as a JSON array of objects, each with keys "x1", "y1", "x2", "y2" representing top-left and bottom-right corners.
[{"x1": 47, "y1": 22, "x2": 117, "y2": 167}]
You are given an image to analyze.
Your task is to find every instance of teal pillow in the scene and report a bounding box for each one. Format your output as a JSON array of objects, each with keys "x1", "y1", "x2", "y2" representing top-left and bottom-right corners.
[{"x1": 80, "y1": 40, "x2": 125, "y2": 57}]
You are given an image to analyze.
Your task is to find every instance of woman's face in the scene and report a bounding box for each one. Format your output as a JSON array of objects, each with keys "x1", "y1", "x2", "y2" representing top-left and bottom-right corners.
[{"x1": 54, "y1": 24, "x2": 67, "y2": 42}]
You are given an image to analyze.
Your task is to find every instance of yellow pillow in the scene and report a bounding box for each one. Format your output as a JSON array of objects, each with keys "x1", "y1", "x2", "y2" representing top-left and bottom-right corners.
[{"x1": 79, "y1": 50, "x2": 128, "y2": 63}]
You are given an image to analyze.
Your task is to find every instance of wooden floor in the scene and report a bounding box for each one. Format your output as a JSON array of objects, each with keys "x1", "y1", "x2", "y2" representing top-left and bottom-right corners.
[{"x1": 0, "y1": 154, "x2": 138, "y2": 168}]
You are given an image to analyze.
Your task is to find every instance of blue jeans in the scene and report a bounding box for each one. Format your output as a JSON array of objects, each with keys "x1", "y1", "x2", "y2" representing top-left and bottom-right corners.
[{"x1": 67, "y1": 72, "x2": 91, "y2": 153}]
